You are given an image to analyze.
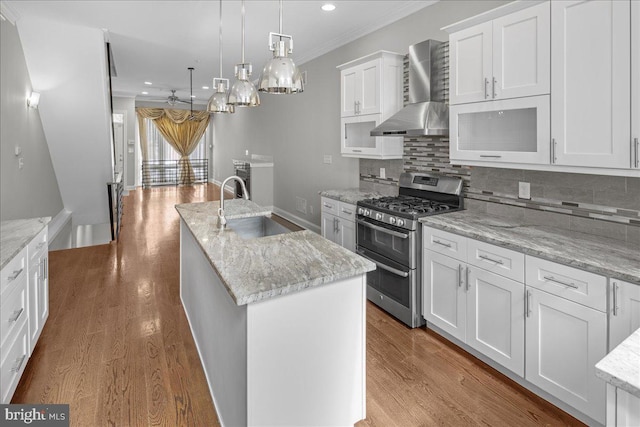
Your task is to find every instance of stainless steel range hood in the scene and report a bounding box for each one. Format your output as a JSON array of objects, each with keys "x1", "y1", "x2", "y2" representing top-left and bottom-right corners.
[{"x1": 371, "y1": 39, "x2": 448, "y2": 137}]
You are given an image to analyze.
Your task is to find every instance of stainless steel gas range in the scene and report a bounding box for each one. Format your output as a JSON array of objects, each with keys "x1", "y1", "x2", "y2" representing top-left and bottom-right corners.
[{"x1": 356, "y1": 172, "x2": 463, "y2": 328}]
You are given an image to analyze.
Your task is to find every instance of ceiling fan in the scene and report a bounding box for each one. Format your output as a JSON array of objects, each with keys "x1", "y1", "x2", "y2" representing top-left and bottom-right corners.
[{"x1": 166, "y1": 89, "x2": 190, "y2": 106}]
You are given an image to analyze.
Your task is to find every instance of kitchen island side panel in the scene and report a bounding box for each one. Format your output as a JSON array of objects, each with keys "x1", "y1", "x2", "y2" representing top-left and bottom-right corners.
[
  {"x1": 246, "y1": 274, "x2": 367, "y2": 427},
  {"x1": 180, "y1": 221, "x2": 248, "y2": 427}
]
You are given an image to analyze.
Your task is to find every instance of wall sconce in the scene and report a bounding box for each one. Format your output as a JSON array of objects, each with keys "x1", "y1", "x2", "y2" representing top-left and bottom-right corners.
[{"x1": 27, "y1": 92, "x2": 40, "y2": 109}]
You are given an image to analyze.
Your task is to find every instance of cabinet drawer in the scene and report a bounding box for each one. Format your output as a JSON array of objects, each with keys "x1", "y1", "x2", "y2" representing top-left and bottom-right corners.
[
  {"x1": 28, "y1": 228, "x2": 48, "y2": 262},
  {"x1": 0, "y1": 320, "x2": 28, "y2": 404},
  {"x1": 423, "y1": 227, "x2": 467, "y2": 261},
  {"x1": 1, "y1": 250, "x2": 26, "y2": 297},
  {"x1": 338, "y1": 202, "x2": 356, "y2": 221},
  {"x1": 525, "y1": 256, "x2": 607, "y2": 312},
  {"x1": 321, "y1": 197, "x2": 339, "y2": 216},
  {"x1": 467, "y1": 240, "x2": 524, "y2": 282},
  {"x1": 0, "y1": 277, "x2": 27, "y2": 359}
]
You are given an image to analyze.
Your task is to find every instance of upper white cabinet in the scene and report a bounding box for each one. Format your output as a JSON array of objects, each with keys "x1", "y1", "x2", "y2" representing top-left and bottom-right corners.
[
  {"x1": 337, "y1": 51, "x2": 404, "y2": 159},
  {"x1": 551, "y1": 0, "x2": 631, "y2": 169},
  {"x1": 632, "y1": 0, "x2": 640, "y2": 169},
  {"x1": 449, "y1": 1, "x2": 550, "y2": 105}
]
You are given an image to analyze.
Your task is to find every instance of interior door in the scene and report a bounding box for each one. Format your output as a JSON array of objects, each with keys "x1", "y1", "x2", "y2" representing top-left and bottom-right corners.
[{"x1": 113, "y1": 112, "x2": 125, "y2": 176}]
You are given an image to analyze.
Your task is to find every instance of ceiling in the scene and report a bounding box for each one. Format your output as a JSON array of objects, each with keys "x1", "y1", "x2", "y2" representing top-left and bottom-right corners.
[{"x1": 5, "y1": 0, "x2": 436, "y2": 105}]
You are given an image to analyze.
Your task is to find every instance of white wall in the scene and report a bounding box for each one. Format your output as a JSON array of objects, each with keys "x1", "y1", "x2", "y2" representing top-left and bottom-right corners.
[
  {"x1": 17, "y1": 17, "x2": 113, "y2": 227},
  {"x1": 213, "y1": 0, "x2": 509, "y2": 227},
  {"x1": 112, "y1": 96, "x2": 136, "y2": 189},
  {"x1": 0, "y1": 19, "x2": 64, "y2": 222}
]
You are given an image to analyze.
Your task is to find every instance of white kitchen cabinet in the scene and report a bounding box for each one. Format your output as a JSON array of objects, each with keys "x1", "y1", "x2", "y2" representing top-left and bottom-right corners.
[
  {"x1": 449, "y1": 95, "x2": 550, "y2": 165},
  {"x1": 27, "y1": 228, "x2": 49, "y2": 355},
  {"x1": 422, "y1": 227, "x2": 525, "y2": 376},
  {"x1": 605, "y1": 384, "x2": 640, "y2": 427},
  {"x1": 609, "y1": 279, "x2": 640, "y2": 351},
  {"x1": 321, "y1": 198, "x2": 357, "y2": 252},
  {"x1": 449, "y1": 1, "x2": 550, "y2": 105},
  {"x1": 337, "y1": 51, "x2": 404, "y2": 159},
  {"x1": 525, "y1": 286, "x2": 607, "y2": 424},
  {"x1": 551, "y1": 0, "x2": 631, "y2": 169}
]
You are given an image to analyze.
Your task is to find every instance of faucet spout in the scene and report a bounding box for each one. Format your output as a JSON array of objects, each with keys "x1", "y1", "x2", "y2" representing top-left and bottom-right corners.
[{"x1": 218, "y1": 175, "x2": 250, "y2": 228}]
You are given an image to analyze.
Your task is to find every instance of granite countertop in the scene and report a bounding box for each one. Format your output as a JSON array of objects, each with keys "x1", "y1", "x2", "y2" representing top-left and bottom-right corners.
[
  {"x1": 320, "y1": 189, "x2": 384, "y2": 205},
  {"x1": 1, "y1": 217, "x2": 51, "y2": 270},
  {"x1": 596, "y1": 328, "x2": 640, "y2": 398},
  {"x1": 175, "y1": 199, "x2": 375, "y2": 306},
  {"x1": 420, "y1": 210, "x2": 640, "y2": 285}
]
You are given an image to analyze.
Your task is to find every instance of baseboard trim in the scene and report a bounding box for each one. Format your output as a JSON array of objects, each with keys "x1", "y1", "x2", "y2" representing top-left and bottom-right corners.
[
  {"x1": 48, "y1": 209, "x2": 72, "y2": 246},
  {"x1": 271, "y1": 207, "x2": 320, "y2": 234}
]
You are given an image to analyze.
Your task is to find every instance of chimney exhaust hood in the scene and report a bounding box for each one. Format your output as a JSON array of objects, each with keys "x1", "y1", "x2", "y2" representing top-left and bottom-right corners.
[{"x1": 370, "y1": 39, "x2": 448, "y2": 137}]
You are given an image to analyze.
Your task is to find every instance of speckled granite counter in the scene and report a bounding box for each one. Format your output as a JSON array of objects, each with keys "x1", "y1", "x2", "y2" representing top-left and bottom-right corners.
[
  {"x1": 420, "y1": 210, "x2": 640, "y2": 285},
  {"x1": 596, "y1": 328, "x2": 640, "y2": 398},
  {"x1": 319, "y1": 189, "x2": 383, "y2": 205},
  {"x1": 1, "y1": 217, "x2": 50, "y2": 270},
  {"x1": 175, "y1": 199, "x2": 375, "y2": 305}
]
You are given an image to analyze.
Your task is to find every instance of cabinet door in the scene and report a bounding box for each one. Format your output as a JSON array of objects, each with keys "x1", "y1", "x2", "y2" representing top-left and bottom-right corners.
[
  {"x1": 525, "y1": 287, "x2": 606, "y2": 423},
  {"x1": 37, "y1": 255, "x2": 49, "y2": 345},
  {"x1": 359, "y1": 59, "x2": 381, "y2": 116},
  {"x1": 609, "y1": 279, "x2": 640, "y2": 351},
  {"x1": 450, "y1": 22, "x2": 493, "y2": 105},
  {"x1": 466, "y1": 267, "x2": 525, "y2": 376},
  {"x1": 551, "y1": 0, "x2": 631, "y2": 168},
  {"x1": 633, "y1": 0, "x2": 640, "y2": 169},
  {"x1": 341, "y1": 68, "x2": 358, "y2": 117},
  {"x1": 321, "y1": 213, "x2": 339, "y2": 244},
  {"x1": 423, "y1": 251, "x2": 466, "y2": 342},
  {"x1": 340, "y1": 219, "x2": 356, "y2": 253},
  {"x1": 492, "y1": 1, "x2": 550, "y2": 100}
]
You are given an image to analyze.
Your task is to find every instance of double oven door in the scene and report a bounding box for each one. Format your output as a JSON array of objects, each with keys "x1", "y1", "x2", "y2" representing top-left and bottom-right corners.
[{"x1": 356, "y1": 216, "x2": 422, "y2": 327}]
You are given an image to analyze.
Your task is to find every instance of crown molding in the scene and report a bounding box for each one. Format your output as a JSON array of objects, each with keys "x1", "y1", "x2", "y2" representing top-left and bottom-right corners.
[{"x1": 0, "y1": 1, "x2": 19, "y2": 24}]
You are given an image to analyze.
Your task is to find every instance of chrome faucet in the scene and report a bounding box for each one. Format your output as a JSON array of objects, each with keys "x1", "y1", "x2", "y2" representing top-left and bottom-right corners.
[{"x1": 218, "y1": 175, "x2": 250, "y2": 228}]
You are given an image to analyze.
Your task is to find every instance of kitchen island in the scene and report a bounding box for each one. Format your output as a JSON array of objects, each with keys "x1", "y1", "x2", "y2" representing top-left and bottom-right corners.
[{"x1": 175, "y1": 199, "x2": 375, "y2": 427}]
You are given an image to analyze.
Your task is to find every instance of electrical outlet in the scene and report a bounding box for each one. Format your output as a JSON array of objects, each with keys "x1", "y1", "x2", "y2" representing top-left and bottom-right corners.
[
  {"x1": 323, "y1": 155, "x2": 332, "y2": 164},
  {"x1": 18, "y1": 157, "x2": 24, "y2": 169},
  {"x1": 518, "y1": 182, "x2": 531, "y2": 199},
  {"x1": 245, "y1": 149, "x2": 249, "y2": 156},
  {"x1": 380, "y1": 168, "x2": 386, "y2": 179},
  {"x1": 296, "y1": 197, "x2": 307, "y2": 214}
]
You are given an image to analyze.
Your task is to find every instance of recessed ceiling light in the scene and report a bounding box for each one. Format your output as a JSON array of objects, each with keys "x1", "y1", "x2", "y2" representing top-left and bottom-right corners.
[
  {"x1": 202, "y1": 86, "x2": 210, "y2": 90},
  {"x1": 321, "y1": 3, "x2": 336, "y2": 11},
  {"x1": 141, "y1": 91, "x2": 148, "y2": 95},
  {"x1": 144, "y1": 81, "x2": 152, "y2": 85}
]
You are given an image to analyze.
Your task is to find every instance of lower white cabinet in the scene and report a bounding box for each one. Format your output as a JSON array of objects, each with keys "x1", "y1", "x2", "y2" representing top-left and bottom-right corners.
[
  {"x1": 525, "y1": 286, "x2": 607, "y2": 423},
  {"x1": 609, "y1": 279, "x2": 640, "y2": 351},
  {"x1": 606, "y1": 385, "x2": 640, "y2": 427},
  {"x1": 423, "y1": 226, "x2": 525, "y2": 376},
  {"x1": 321, "y1": 197, "x2": 356, "y2": 252},
  {"x1": 27, "y1": 228, "x2": 49, "y2": 355}
]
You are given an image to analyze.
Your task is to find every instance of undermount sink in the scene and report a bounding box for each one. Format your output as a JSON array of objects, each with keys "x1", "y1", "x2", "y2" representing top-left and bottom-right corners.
[{"x1": 226, "y1": 216, "x2": 291, "y2": 240}]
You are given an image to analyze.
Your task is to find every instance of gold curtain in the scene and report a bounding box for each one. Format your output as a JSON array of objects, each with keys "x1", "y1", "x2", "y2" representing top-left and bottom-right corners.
[{"x1": 136, "y1": 108, "x2": 210, "y2": 185}]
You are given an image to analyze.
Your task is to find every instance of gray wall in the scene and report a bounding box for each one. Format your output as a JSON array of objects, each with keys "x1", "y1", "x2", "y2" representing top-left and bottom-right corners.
[
  {"x1": 0, "y1": 19, "x2": 64, "y2": 221},
  {"x1": 213, "y1": 0, "x2": 508, "y2": 227}
]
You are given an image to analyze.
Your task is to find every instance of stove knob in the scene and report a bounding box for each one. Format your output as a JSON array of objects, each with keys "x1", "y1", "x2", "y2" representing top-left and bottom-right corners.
[
  {"x1": 376, "y1": 213, "x2": 383, "y2": 221},
  {"x1": 357, "y1": 207, "x2": 364, "y2": 215},
  {"x1": 397, "y1": 219, "x2": 405, "y2": 227},
  {"x1": 389, "y1": 217, "x2": 396, "y2": 225},
  {"x1": 364, "y1": 209, "x2": 371, "y2": 216}
]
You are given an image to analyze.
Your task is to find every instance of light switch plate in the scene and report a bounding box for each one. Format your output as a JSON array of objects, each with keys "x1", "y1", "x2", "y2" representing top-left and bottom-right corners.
[
  {"x1": 518, "y1": 182, "x2": 530, "y2": 199},
  {"x1": 323, "y1": 155, "x2": 332, "y2": 164},
  {"x1": 380, "y1": 168, "x2": 386, "y2": 179}
]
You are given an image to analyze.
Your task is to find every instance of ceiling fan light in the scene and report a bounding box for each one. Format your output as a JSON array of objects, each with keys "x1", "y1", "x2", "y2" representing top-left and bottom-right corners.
[
  {"x1": 258, "y1": 42, "x2": 304, "y2": 94},
  {"x1": 228, "y1": 63, "x2": 260, "y2": 107}
]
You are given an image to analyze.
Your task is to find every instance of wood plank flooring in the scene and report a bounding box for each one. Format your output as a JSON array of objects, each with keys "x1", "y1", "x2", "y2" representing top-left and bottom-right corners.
[{"x1": 12, "y1": 184, "x2": 585, "y2": 426}]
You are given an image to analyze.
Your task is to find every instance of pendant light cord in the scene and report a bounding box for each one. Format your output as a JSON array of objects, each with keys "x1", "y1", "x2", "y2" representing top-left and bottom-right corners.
[
  {"x1": 241, "y1": 0, "x2": 245, "y2": 63},
  {"x1": 279, "y1": 0, "x2": 283, "y2": 34},
  {"x1": 219, "y1": 0, "x2": 223, "y2": 77},
  {"x1": 189, "y1": 67, "x2": 194, "y2": 116}
]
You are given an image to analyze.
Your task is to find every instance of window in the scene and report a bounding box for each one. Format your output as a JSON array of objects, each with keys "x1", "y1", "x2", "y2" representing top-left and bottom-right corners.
[{"x1": 144, "y1": 119, "x2": 207, "y2": 161}]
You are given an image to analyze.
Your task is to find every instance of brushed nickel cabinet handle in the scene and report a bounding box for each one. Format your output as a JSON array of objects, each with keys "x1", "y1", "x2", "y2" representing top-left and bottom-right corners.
[
  {"x1": 480, "y1": 155, "x2": 502, "y2": 158},
  {"x1": 8, "y1": 308, "x2": 24, "y2": 323},
  {"x1": 458, "y1": 264, "x2": 464, "y2": 288},
  {"x1": 525, "y1": 290, "x2": 531, "y2": 317},
  {"x1": 485, "y1": 78, "x2": 490, "y2": 99},
  {"x1": 478, "y1": 254, "x2": 504, "y2": 264},
  {"x1": 551, "y1": 138, "x2": 557, "y2": 164},
  {"x1": 492, "y1": 77, "x2": 497, "y2": 98},
  {"x1": 634, "y1": 138, "x2": 639, "y2": 168},
  {"x1": 8, "y1": 269, "x2": 23, "y2": 282},
  {"x1": 341, "y1": 208, "x2": 353, "y2": 215},
  {"x1": 433, "y1": 239, "x2": 452, "y2": 248},
  {"x1": 543, "y1": 275, "x2": 578, "y2": 289},
  {"x1": 465, "y1": 267, "x2": 470, "y2": 291},
  {"x1": 323, "y1": 202, "x2": 333, "y2": 209}
]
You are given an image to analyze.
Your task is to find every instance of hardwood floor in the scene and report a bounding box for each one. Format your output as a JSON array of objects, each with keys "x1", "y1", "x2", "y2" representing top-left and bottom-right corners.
[{"x1": 13, "y1": 184, "x2": 585, "y2": 426}]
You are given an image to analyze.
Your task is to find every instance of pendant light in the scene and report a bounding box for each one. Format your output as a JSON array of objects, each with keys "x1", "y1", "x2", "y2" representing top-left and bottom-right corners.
[
  {"x1": 258, "y1": 0, "x2": 304, "y2": 94},
  {"x1": 207, "y1": 0, "x2": 234, "y2": 114},
  {"x1": 227, "y1": 0, "x2": 260, "y2": 107}
]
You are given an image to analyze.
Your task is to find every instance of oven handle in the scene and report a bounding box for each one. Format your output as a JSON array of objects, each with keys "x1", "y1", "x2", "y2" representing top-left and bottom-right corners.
[
  {"x1": 356, "y1": 250, "x2": 409, "y2": 278},
  {"x1": 356, "y1": 218, "x2": 409, "y2": 239}
]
